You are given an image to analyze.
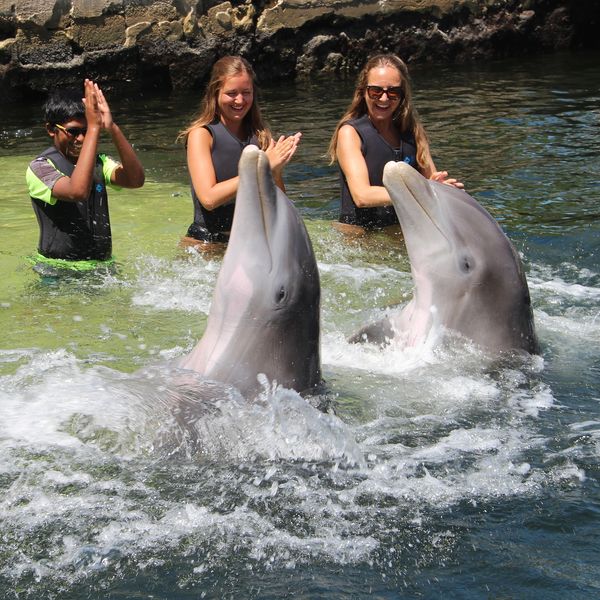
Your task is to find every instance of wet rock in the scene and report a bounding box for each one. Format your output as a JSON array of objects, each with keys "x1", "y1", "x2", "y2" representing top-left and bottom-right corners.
[{"x1": 0, "y1": 0, "x2": 596, "y2": 101}]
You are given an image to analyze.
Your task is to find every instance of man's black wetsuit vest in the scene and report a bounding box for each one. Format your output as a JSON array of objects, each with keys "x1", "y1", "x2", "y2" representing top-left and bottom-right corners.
[
  {"x1": 31, "y1": 146, "x2": 112, "y2": 261},
  {"x1": 187, "y1": 121, "x2": 259, "y2": 242},
  {"x1": 339, "y1": 115, "x2": 418, "y2": 229}
]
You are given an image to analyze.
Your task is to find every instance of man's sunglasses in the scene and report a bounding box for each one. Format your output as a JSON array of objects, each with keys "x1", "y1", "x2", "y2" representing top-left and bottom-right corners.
[
  {"x1": 55, "y1": 123, "x2": 88, "y2": 138},
  {"x1": 366, "y1": 85, "x2": 403, "y2": 101}
]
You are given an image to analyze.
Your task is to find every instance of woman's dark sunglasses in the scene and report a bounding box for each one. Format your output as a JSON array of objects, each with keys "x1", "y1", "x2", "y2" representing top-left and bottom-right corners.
[
  {"x1": 55, "y1": 123, "x2": 88, "y2": 138},
  {"x1": 366, "y1": 85, "x2": 403, "y2": 101}
]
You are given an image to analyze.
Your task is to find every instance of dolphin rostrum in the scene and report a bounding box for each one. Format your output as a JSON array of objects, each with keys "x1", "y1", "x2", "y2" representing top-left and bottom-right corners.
[
  {"x1": 351, "y1": 161, "x2": 539, "y2": 354},
  {"x1": 179, "y1": 145, "x2": 322, "y2": 397}
]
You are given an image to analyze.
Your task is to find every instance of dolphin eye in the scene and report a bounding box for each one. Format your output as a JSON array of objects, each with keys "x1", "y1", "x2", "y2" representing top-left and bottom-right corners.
[
  {"x1": 275, "y1": 286, "x2": 286, "y2": 303},
  {"x1": 460, "y1": 256, "x2": 474, "y2": 273}
]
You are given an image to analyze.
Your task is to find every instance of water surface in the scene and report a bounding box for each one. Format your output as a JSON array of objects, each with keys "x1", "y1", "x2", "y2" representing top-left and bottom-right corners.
[{"x1": 1, "y1": 51, "x2": 599, "y2": 599}]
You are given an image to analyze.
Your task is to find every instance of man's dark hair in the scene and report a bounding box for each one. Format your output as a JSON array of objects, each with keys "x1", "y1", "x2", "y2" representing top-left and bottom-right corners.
[{"x1": 43, "y1": 88, "x2": 85, "y2": 125}]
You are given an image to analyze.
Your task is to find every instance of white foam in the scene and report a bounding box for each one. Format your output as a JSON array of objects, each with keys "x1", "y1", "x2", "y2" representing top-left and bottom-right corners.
[
  {"x1": 531, "y1": 277, "x2": 600, "y2": 300},
  {"x1": 131, "y1": 254, "x2": 219, "y2": 313},
  {"x1": 318, "y1": 261, "x2": 408, "y2": 288},
  {"x1": 0, "y1": 252, "x2": 590, "y2": 585}
]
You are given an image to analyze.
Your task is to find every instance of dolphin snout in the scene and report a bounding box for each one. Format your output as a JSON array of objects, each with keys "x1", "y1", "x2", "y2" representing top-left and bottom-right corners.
[{"x1": 383, "y1": 160, "x2": 422, "y2": 191}]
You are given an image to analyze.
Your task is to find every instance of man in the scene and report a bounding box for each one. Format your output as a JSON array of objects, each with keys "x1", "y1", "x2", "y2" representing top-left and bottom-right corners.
[{"x1": 26, "y1": 79, "x2": 145, "y2": 270}]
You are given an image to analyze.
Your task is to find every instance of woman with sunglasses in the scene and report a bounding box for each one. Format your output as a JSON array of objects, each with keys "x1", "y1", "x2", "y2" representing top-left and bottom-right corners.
[
  {"x1": 26, "y1": 79, "x2": 145, "y2": 269},
  {"x1": 178, "y1": 55, "x2": 301, "y2": 247},
  {"x1": 328, "y1": 54, "x2": 462, "y2": 233}
]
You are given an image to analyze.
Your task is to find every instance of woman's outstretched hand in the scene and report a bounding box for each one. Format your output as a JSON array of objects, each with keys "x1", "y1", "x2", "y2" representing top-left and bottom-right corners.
[
  {"x1": 430, "y1": 170, "x2": 465, "y2": 189},
  {"x1": 266, "y1": 132, "x2": 302, "y2": 173}
]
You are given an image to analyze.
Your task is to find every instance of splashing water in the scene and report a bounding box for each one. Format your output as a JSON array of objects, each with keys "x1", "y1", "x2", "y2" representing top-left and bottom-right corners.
[{"x1": 1, "y1": 51, "x2": 600, "y2": 598}]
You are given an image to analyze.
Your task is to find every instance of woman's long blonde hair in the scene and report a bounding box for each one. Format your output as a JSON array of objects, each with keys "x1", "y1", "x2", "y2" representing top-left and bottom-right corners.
[
  {"x1": 177, "y1": 55, "x2": 271, "y2": 149},
  {"x1": 327, "y1": 54, "x2": 430, "y2": 171}
]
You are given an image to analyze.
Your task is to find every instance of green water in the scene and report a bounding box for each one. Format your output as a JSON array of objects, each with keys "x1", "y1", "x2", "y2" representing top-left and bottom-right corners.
[{"x1": 2, "y1": 172, "x2": 190, "y2": 370}]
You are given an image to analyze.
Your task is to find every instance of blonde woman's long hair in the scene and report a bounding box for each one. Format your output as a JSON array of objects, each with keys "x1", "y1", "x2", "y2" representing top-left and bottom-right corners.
[
  {"x1": 327, "y1": 54, "x2": 430, "y2": 171},
  {"x1": 177, "y1": 55, "x2": 271, "y2": 149}
]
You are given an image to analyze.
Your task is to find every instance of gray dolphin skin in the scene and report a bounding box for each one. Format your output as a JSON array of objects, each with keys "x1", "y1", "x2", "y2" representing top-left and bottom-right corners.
[
  {"x1": 179, "y1": 145, "x2": 322, "y2": 397},
  {"x1": 353, "y1": 161, "x2": 539, "y2": 354}
]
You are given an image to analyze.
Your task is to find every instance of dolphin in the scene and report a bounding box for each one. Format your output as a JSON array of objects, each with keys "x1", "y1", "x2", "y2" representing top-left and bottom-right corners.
[
  {"x1": 351, "y1": 161, "x2": 539, "y2": 354},
  {"x1": 179, "y1": 145, "x2": 322, "y2": 397}
]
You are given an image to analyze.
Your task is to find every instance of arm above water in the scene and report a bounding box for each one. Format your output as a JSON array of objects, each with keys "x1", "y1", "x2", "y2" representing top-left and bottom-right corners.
[
  {"x1": 187, "y1": 126, "x2": 239, "y2": 211},
  {"x1": 51, "y1": 80, "x2": 102, "y2": 202},
  {"x1": 92, "y1": 83, "x2": 145, "y2": 189},
  {"x1": 336, "y1": 124, "x2": 392, "y2": 208}
]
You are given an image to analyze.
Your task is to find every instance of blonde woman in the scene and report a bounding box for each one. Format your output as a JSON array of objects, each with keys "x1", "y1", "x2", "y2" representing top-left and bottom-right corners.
[
  {"x1": 179, "y1": 56, "x2": 301, "y2": 243},
  {"x1": 328, "y1": 54, "x2": 462, "y2": 232}
]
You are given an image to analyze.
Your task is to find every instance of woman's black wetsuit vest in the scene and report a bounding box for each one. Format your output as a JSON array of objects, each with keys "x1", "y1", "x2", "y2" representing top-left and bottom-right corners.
[
  {"x1": 339, "y1": 115, "x2": 418, "y2": 229},
  {"x1": 187, "y1": 121, "x2": 258, "y2": 242},
  {"x1": 31, "y1": 146, "x2": 112, "y2": 261}
]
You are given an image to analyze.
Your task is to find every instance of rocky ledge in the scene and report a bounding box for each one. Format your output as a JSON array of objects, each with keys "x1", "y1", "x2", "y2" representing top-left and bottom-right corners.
[{"x1": 0, "y1": 0, "x2": 597, "y2": 101}]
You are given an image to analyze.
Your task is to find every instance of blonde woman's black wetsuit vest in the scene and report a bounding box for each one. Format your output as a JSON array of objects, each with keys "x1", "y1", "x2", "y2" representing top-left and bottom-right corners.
[
  {"x1": 339, "y1": 115, "x2": 418, "y2": 229},
  {"x1": 30, "y1": 146, "x2": 112, "y2": 261},
  {"x1": 187, "y1": 121, "x2": 259, "y2": 242}
]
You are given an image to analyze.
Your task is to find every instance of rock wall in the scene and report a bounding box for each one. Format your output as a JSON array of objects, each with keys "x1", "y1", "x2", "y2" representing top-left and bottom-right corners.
[{"x1": 0, "y1": 0, "x2": 597, "y2": 101}]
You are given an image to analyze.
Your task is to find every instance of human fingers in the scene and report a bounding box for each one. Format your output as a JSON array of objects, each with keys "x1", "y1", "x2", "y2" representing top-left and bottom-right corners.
[
  {"x1": 270, "y1": 135, "x2": 285, "y2": 149},
  {"x1": 284, "y1": 143, "x2": 299, "y2": 162},
  {"x1": 288, "y1": 132, "x2": 302, "y2": 147},
  {"x1": 83, "y1": 80, "x2": 102, "y2": 126},
  {"x1": 93, "y1": 83, "x2": 106, "y2": 104},
  {"x1": 82, "y1": 79, "x2": 95, "y2": 104},
  {"x1": 430, "y1": 170, "x2": 448, "y2": 182},
  {"x1": 278, "y1": 136, "x2": 299, "y2": 158},
  {"x1": 275, "y1": 133, "x2": 301, "y2": 147},
  {"x1": 279, "y1": 135, "x2": 301, "y2": 155},
  {"x1": 280, "y1": 145, "x2": 300, "y2": 167},
  {"x1": 439, "y1": 177, "x2": 465, "y2": 189},
  {"x1": 270, "y1": 137, "x2": 293, "y2": 157},
  {"x1": 265, "y1": 141, "x2": 283, "y2": 170},
  {"x1": 93, "y1": 83, "x2": 113, "y2": 129}
]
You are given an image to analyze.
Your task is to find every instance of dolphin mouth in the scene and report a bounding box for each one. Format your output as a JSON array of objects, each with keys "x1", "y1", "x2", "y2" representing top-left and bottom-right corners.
[
  {"x1": 412, "y1": 186, "x2": 451, "y2": 245},
  {"x1": 254, "y1": 150, "x2": 277, "y2": 271},
  {"x1": 228, "y1": 144, "x2": 284, "y2": 278},
  {"x1": 256, "y1": 153, "x2": 274, "y2": 260},
  {"x1": 385, "y1": 162, "x2": 451, "y2": 246}
]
